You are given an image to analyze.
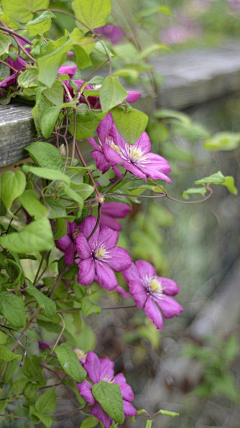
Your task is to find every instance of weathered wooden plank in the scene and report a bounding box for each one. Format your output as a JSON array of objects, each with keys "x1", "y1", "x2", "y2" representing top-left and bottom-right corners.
[{"x1": 1, "y1": 44, "x2": 240, "y2": 167}]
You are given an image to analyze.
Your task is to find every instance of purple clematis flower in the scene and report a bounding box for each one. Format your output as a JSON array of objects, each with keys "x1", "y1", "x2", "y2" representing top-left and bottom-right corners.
[
  {"x1": 39, "y1": 341, "x2": 54, "y2": 351},
  {"x1": 0, "y1": 56, "x2": 27, "y2": 92},
  {"x1": 95, "y1": 24, "x2": 123, "y2": 44},
  {"x1": 58, "y1": 65, "x2": 78, "y2": 78},
  {"x1": 88, "y1": 113, "x2": 171, "y2": 182},
  {"x1": 76, "y1": 215, "x2": 132, "y2": 290},
  {"x1": 77, "y1": 351, "x2": 136, "y2": 428},
  {"x1": 100, "y1": 202, "x2": 131, "y2": 231},
  {"x1": 122, "y1": 260, "x2": 183, "y2": 329},
  {"x1": 56, "y1": 221, "x2": 79, "y2": 265}
]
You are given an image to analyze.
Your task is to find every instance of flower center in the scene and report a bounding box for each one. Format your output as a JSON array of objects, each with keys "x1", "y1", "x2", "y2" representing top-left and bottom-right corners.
[
  {"x1": 149, "y1": 278, "x2": 162, "y2": 293},
  {"x1": 94, "y1": 244, "x2": 111, "y2": 262},
  {"x1": 95, "y1": 247, "x2": 106, "y2": 259},
  {"x1": 102, "y1": 374, "x2": 115, "y2": 383},
  {"x1": 106, "y1": 136, "x2": 121, "y2": 154},
  {"x1": 74, "y1": 348, "x2": 86, "y2": 362}
]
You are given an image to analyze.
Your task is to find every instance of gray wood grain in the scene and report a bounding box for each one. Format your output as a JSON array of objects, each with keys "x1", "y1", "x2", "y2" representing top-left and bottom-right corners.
[{"x1": 1, "y1": 43, "x2": 240, "y2": 167}]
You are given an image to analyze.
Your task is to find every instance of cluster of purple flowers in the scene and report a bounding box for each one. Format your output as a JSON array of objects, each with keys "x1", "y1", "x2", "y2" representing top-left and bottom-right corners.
[{"x1": 77, "y1": 351, "x2": 136, "y2": 428}]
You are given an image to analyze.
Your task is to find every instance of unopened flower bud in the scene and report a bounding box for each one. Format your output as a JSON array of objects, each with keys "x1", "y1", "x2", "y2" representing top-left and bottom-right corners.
[{"x1": 59, "y1": 144, "x2": 66, "y2": 157}]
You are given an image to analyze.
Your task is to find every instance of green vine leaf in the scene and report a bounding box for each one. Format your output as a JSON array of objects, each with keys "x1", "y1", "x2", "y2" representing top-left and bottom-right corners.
[
  {"x1": 0, "y1": 217, "x2": 55, "y2": 253},
  {"x1": 100, "y1": 76, "x2": 128, "y2": 113},
  {"x1": 26, "y1": 283, "x2": 57, "y2": 318},
  {"x1": 0, "y1": 345, "x2": 21, "y2": 362},
  {"x1": 0, "y1": 291, "x2": 26, "y2": 328},
  {"x1": 26, "y1": 11, "x2": 55, "y2": 37},
  {"x1": 112, "y1": 107, "x2": 148, "y2": 144},
  {"x1": 2, "y1": 0, "x2": 50, "y2": 23},
  {"x1": 92, "y1": 381, "x2": 124, "y2": 424},
  {"x1": 20, "y1": 190, "x2": 48, "y2": 219},
  {"x1": 0, "y1": 33, "x2": 11, "y2": 55},
  {"x1": 1, "y1": 171, "x2": 26, "y2": 216},
  {"x1": 35, "y1": 388, "x2": 57, "y2": 415},
  {"x1": 72, "y1": 0, "x2": 111, "y2": 33},
  {"x1": 22, "y1": 164, "x2": 70, "y2": 185},
  {"x1": 25, "y1": 141, "x2": 63, "y2": 170},
  {"x1": 55, "y1": 343, "x2": 86, "y2": 382}
]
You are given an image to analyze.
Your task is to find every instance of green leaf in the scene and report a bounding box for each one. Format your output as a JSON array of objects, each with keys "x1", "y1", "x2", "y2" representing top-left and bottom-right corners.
[
  {"x1": 146, "y1": 421, "x2": 153, "y2": 428},
  {"x1": 55, "y1": 343, "x2": 86, "y2": 382},
  {"x1": 18, "y1": 68, "x2": 38, "y2": 88},
  {"x1": 38, "y1": 40, "x2": 72, "y2": 88},
  {"x1": 74, "y1": 45, "x2": 92, "y2": 70},
  {"x1": 69, "y1": 110, "x2": 101, "y2": 139},
  {"x1": 70, "y1": 183, "x2": 95, "y2": 200},
  {"x1": 24, "y1": 382, "x2": 39, "y2": 402},
  {"x1": 22, "y1": 165, "x2": 70, "y2": 185},
  {"x1": 0, "y1": 217, "x2": 55, "y2": 253},
  {"x1": 204, "y1": 132, "x2": 240, "y2": 151},
  {"x1": 0, "y1": 345, "x2": 21, "y2": 362},
  {"x1": 137, "y1": 44, "x2": 170, "y2": 60},
  {"x1": 22, "y1": 355, "x2": 46, "y2": 385},
  {"x1": 30, "y1": 408, "x2": 53, "y2": 428},
  {"x1": 0, "y1": 33, "x2": 11, "y2": 55},
  {"x1": 35, "y1": 388, "x2": 57, "y2": 415},
  {"x1": 182, "y1": 187, "x2": 207, "y2": 200},
  {"x1": 139, "y1": 6, "x2": 172, "y2": 17},
  {"x1": 26, "y1": 283, "x2": 56, "y2": 318},
  {"x1": 45, "y1": 199, "x2": 67, "y2": 219},
  {"x1": 80, "y1": 415, "x2": 99, "y2": 428},
  {"x1": 2, "y1": 0, "x2": 49, "y2": 23},
  {"x1": 37, "y1": 319, "x2": 62, "y2": 333},
  {"x1": 53, "y1": 218, "x2": 67, "y2": 240},
  {"x1": 157, "y1": 409, "x2": 180, "y2": 417},
  {"x1": 72, "y1": 0, "x2": 111, "y2": 33},
  {"x1": 27, "y1": 11, "x2": 55, "y2": 36},
  {"x1": 20, "y1": 190, "x2": 48, "y2": 219},
  {"x1": 222, "y1": 176, "x2": 238, "y2": 195},
  {"x1": 81, "y1": 296, "x2": 102, "y2": 316},
  {"x1": 154, "y1": 109, "x2": 191, "y2": 126},
  {"x1": 40, "y1": 105, "x2": 62, "y2": 138},
  {"x1": 25, "y1": 141, "x2": 63, "y2": 170},
  {"x1": 59, "y1": 183, "x2": 84, "y2": 209},
  {"x1": 112, "y1": 107, "x2": 148, "y2": 144},
  {"x1": 4, "y1": 259, "x2": 24, "y2": 287},
  {"x1": 0, "y1": 291, "x2": 26, "y2": 328},
  {"x1": 1, "y1": 171, "x2": 26, "y2": 216},
  {"x1": 43, "y1": 80, "x2": 64, "y2": 106},
  {"x1": 92, "y1": 381, "x2": 124, "y2": 424},
  {"x1": 100, "y1": 76, "x2": 128, "y2": 113},
  {"x1": 195, "y1": 171, "x2": 226, "y2": 185}
]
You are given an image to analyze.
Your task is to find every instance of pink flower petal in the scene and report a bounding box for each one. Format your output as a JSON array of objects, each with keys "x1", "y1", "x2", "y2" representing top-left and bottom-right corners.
[
  {"x1": 158, "y1": 277, "x2": 180, "y2": 296},
  {"x1": 107, "y1": 247, "x2": 132, "y2": 272},
  {"x1": 100, "y1": 357, "x2": 115, "y2": 379},
  {"x1": 78, "y1": 258, "x2": 95, "y2": 286},
  {"x1": 122, "y1": 262, "x2": 140, "y2": 282},
  {"x1": 77, "y1": 379, "x2": 94, "y2": 404},
  {"x1": 91, "y1": 150, "x2": 111, "y2": 174},
  {"x1": 84, "y1": 351, "x2": 101, "y2": 383},
  {"x1": 79, "y1": 215, "x2": 99, "y2": 245},
  {"x1": 102, "y1": 202, "x2": 131, "y2": 218},
  {"x1": 57, "y1": 234, "x2": 72, "y2": 252},
  {"x1": 100, "y1": 213, "x2": 122, "y2": 231},
  {"x1": 58, "y1": 65, "x2": 77, "y2": 78},
  {"x1": 97, "y1": 226, "x2": 119, "y2": 249},
  {"x1": 91, "y1": 402, "x2": 113, "y2": 428},
  {"x1": 129, "y1": 280, "x2": 147, "y2": 309},
  {"x1": 134, "y1": 132, "x2": 151, "y2": 155},
  {"x1": 64, "y1": 241, "x2": 76, "y2": 266},
  {"x1": 135, "y1": 260, "x2": 156, "y2": 279},
  {"x1": 76, "y1": 233, "x2": 91, "y2": 259},
  {"x1": 95, "y1": 262, "x2": 118, "y2": 290},
  {"x1": 123, "y1": 400, "x2": 137, "y2": 418},
  {"x1": 157, "y1": 295, "x2": 183, "y2": 319},
  {"x1": 88, "y1": 137, "x2": 101, "y2": 151},
  {"x1": 144, "y1": 296, "x2": 164, "y2": 329},
  {"x1": 114, "y1": 373, "x2": 134, "y2": 401},
  {"x1": 126, "y1": 91, "x2": 141, "y2": 103},
  {"x1": 97, "y1": 113, "x2": 114, "y2": 143}
]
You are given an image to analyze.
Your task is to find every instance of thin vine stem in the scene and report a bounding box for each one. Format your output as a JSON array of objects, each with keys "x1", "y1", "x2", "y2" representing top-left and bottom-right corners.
[{"x1": 0, "y1": 59, "x2": 18, "y2": 73}]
